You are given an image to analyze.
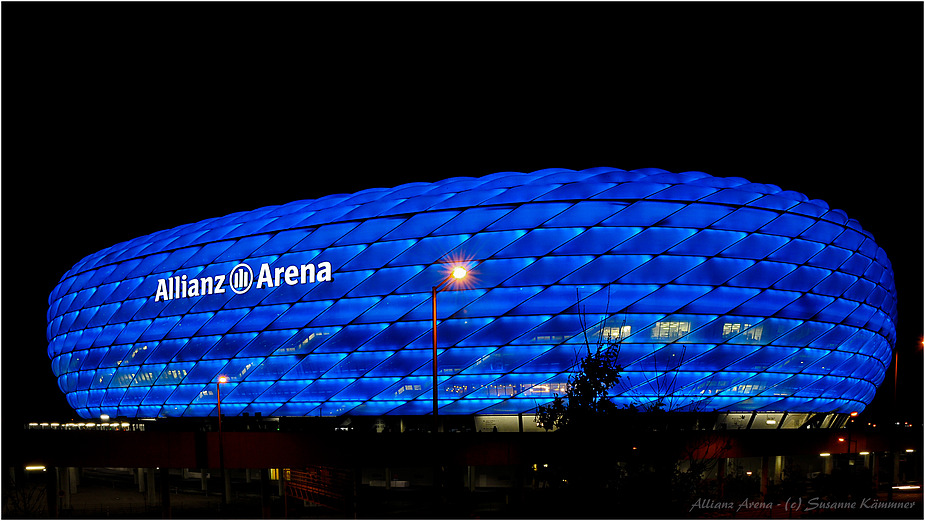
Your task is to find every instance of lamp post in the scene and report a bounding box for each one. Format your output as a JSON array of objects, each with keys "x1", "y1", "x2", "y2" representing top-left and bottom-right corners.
[
  {"x1": 432, "y1": 266, "x2": 468, "y2": 434},
  {"x1": 216, "y1": 375, "x2": 228, "y2": 508}
]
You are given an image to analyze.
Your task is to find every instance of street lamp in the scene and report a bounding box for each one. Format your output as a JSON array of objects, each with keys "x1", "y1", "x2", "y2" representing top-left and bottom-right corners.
[
  {"x1": 432, "y1": 265, "x2": 469, "y2": 433},
  {"x1": 217, "y1": 375, "x2": 229, "y2": 507}
]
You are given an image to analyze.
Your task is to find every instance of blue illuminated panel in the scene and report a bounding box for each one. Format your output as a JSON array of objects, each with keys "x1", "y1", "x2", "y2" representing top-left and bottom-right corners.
[{"x1": 47, "y1": 167, "x2": 897, "y2": 418}]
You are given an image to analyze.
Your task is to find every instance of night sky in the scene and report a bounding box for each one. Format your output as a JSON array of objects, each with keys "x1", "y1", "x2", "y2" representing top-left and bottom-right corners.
[{"x1": 3, "y1": 3, "x2": 921, "y2": 432}]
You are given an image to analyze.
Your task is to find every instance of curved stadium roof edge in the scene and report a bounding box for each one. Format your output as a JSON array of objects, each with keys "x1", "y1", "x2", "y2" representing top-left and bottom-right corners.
[{"x1": 47, "y1": 167, "x2": 897, "y2": 419}]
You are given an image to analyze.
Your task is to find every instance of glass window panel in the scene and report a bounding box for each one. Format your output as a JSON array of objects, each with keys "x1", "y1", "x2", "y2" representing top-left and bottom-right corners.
[
  {"x1": 684, "y1": 345, "x2": 759, "y2": 371},
  {"x1": 332, "y1": 377, "x2": 404, "y2": 401},
  {"x1": 411, "y1": 346, "x2": 497, "y2": 377},
  {"x1": 759, "y1": 213, "x2": 816, "y2": 236},
  {"x1": 114, "y1": 320, "x2": 153, "y2": 345},
  {"x1": 813, "y1": 272, "x2": 858, "y2": 297},
  {"x1": 592, "y1": 181, "x2": 671, "y2": 201},
  {"x1": 298, "y1": 269, "x2": 370, "y2": 302},
  {"x1": 198, "y1": 309, "x2": 250, "y2": 335},
  {"x1": 137, "y1": 316, "x2": 182, "y2": 341},
  {"x1": 257, "y1": 380, "x2": 312, "y2": 402},
  {"x1": 543, "y1": 201, "x2": 627, "y2": 227},
  {"x1": 552, "y1": 226, "x2": 641, "y2": 255},
  {"x1": 432, "y1": 207, "x2": 511, "y2": 235},
  {"x1": 222, "y1": 381, "x2": 274, "y2": 403},
  {"x1": 773, "y1": 266, "x2": 832, "y2": 292},
  {"x1": 290, "y1": 223, "x2": 358, "y2": 251},
  {"x1": 833, "y1": 227, "x2": 866, "y2": 251},
  {"x1": 229, "y1": 304, "x2": 290, "y2": 333},
  {"x1": 724, "y1": 346, "x2": 799, "y2": 372},
  {"x1": 387, "y1": 235, "x2": 470, "y2": 267},
  {"x1": 509, "y1": 285, "x2": 590, "y2": 316},
  {"x1": 143, "y1": 338, "x2": 188, "y2": 364},
  {"x1": 84, "y1": 282, "x2": 119, "y2": 308},
  {"x1": 202, "y1": 332, "x2": 258, "y2": 360},
  {"x1": 175, "y1": 336, "x2": 221, "y2": 362},
  {"x1": 250, "y1": 229, "x2": 313, "y2": 256},
  {"x1": 79, "y1": 347, "x2": 109, "y2": 370},
  {"x1": 611, "y1": 227, "x2": 697, "y2": 254},
  {"x1": 775, "y1": 293, "x2": 835, "y2": 320},
  {"x1": 185, "y1": 360, "x2": 230, "y2": 383},
  {"x1": 675, "y1": 258, "x2": 754, "y2": 286},
  {"x1": 334, "y1": 218, "x2": 404, "y2": 246},
  {"x1": 308, "y1": 297, "x2": 381, "y2": 327},
  {"x1": 367, "y1": 350, "x2": 432, "y2": 377},
  {"x1": 106, "y1": 278, "x2": 146, "y2": 305},
  {"x1": 294, "y1": 378, "x2": 356, "y2": 402},
  {"x1": 485, "y1": 202, "x2": 570, "y2": 231},
  {"x1": 561, "y1": 255, "x2": 652, "y2": 285},
  {"x1": 439, "y1": 374, "x2": 501, "y2": 399},
  {"x1": 181, "y1": 240, "x2": 235, "y2": 268},
  {"x1": 658, "y1": 203, "x2": 734, "y2": 228},
  {"x1": 103, "y1": 258, "x2": 144, "y2": 283},
  {"x1": 355, "y1": 293, "x2": 427, "y2": 324},
  {"x1": 799, "y1": 220, "x2": 843, "y2": 244},
  {"x1": 730, "y1": 289, "x2": 801, "y2": 316},
  {"x1": 86, "y1": 303, "x2": 120, "y2": 328},
  {"x1": 165, "y1": 384, "x2": 209, "y2": 405},
  {"x1": 458, "y1": 315, "x2": 550, "y2": 347},
  {"x1": 340, "y1": 240, "x2": 414, "y2": 271},
  {"x1": 282, "y1": 353, "x2": 347, "y2": 380},
  {"x1": 429, "y1": 188, "x2": 505, "y2": 210},
  {"x1": 766, "y1": 239, "x2": 826, "y2": 264},
  {"x1": 619, "y1": 256, "x2": 705, "y2": 284},
  {"x1": 493, "y1": 228, "x2": 584, "y2": 258},
  {"x1": 370, "y1": 375, "x2": 432, "y2": 400},
  {"x1": 165, "y1": 312, "x2": 214, "y2": 339},
  {"x1": 381, "y1": 211, "x2": 459, "y2": 240},
  {"x1": 667, "y1": 229, "x2": 746, "y2": 256},
  {"x1": 513, "y1": 344, "x2": 582, "y2": 372},
  {"x1": 457, "y1": 344, "x2": 548, "y2": 374},
  {"x1": 627, "y1": 285, "x2": 712, "y2": 313},
  {"x1": 727, "y1": 261, "x2": 797, "y2": 288},
  {"x1": 268, "y1": 301, "x2": 333, "y2": 330},
  {"x1": 273, "y1": 327, "x2": 341, "y2": 356},
  {"x1": 154, "y1": 362, "x2": 196, "y2": 386},
  {"x1": 719, "y1": 233, "x2": 790, "y2": 260},
  {"x1": 601, "y1": 201, "x2": 685, "y2": 227},
  {"x1": 237, "y1": 329, "x2": 297, "y2": 357},
  {"x1": 453, "y1": 287, "x2": 542, "y2": 318},
  {"x1": 348, "y1": 266, "x2": 424, "y2": 297},
  {"x1": 771, "y1": 321, "x2": 834, "y2": 347},
  {"x1": 807, "y1": 245, "x2": 852, "y2": 269},
  {"x1": 444, "y1": 230, "x2": 527, "y2": 261},
  {"x1": 310, "y1": 323, "x2": 389, "y2": 353},
  {"x1": 126, "y1": 253, "x2": 171, "y2": 279},
  {"x1": 218, "y1": 357, "x2": 263, "y2": 382},
  {"x1": 481, "y1": 183, "x2": 557, "y2": 204},
  {"x1": 535, "y1": 182, "x2": 614, "y2": 202},
  {"x1": 815, "y1": 299, "x2": 861, "y2": 324},
  {"x1": 360, "y1": 322, "x2": 428, "y2": 351},
  {"x1": 209, "y1": 235, "x2": 270, "y2": 262},
  {"x1": 840, "y1": 253, "x2": 873, "y2": 277}
]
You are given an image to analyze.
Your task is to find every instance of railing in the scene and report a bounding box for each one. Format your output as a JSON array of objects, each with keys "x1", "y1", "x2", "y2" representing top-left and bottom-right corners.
[{"x1": 284, "y1": 465, "x2": 354, "y2": 512}]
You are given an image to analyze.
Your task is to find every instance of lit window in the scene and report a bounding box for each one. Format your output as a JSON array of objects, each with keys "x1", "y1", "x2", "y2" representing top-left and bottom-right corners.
[{"x1": 651, "y1": 321, "x2": 691, "y2": 340}]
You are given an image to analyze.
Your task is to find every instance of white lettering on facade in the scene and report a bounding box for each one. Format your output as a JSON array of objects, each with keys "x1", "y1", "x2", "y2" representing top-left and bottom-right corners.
[{"x1": 155, "y1": 261, "x2": 332, "y2": 302}]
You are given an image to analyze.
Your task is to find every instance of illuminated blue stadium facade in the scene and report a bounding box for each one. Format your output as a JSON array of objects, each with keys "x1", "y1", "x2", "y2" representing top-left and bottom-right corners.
[{"x1": 47, "y1": 167, "x2": 897, "y2": 422}]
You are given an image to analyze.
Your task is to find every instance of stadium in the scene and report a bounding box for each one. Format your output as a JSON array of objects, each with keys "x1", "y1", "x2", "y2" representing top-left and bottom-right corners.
[{"x1": 46, "y1": 167, "x2": 897, "y2": 429}]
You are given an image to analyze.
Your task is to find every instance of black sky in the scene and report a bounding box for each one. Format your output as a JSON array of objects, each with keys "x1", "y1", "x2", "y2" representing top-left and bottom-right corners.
[{"x1": 3, "y1": 2, "x2": 922, "y2": 429}]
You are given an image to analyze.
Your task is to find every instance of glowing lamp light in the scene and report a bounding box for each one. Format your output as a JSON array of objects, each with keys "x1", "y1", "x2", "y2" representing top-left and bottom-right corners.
[
  {"x1": 838, "y1": 437, "x2": 846, "y2": 442},
  {"x1": 850, "y1": 411, "x2": 858, "y2": 417},
  {"x1": 218, "y1": 376, "x2": 229, "y2": 384},
  {"x1": 452, "y1": 266, "x2": 468, "y2": 279},
  {"x1": 820, "y1": 453, "x2": 831, "y2": 457},
  {"x1": 905, "y1": 449, "x2": 915, "y2": 453},
  {"x1": 859, "y1": 452, "x2": 870, "y2": 455}
]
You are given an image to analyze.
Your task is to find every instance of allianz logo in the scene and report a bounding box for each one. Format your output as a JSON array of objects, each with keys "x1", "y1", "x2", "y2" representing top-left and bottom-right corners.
[{"x1": 155, "y1": 260, "x2": 332, "y2": 302}]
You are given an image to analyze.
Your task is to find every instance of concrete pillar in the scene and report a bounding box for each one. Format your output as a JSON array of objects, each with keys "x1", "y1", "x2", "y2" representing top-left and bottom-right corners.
[
  {"x1": 224, "y1": 469, "x2": 231, "y2": 504},
  {"x1": 717, "y1": 458, "x2": 726, "y2": 498},
  {"x1": 822, "y1": 456, "x2": 833, "y2": 475},
  {"x1": 892, "y1": 452, "x2": 901, "y2": 483},
  {"x1": 260, "y1": 468, "x2": 271, "y2": 519},
  {"x1": 160, "y1": 467, "x2": 171, "y2": 519},
  {"x1": 45, "y1": 466, "x2": 58, "y2": 518},
  {"x1": 385, "y1": 467, "x2": 391, "y2": 490},
  {"x1": 138, "y1": 468, "x2": 146, "y2": 493},
  {"x1": 58, "y1": 467, "x2": 71, "y2": 511},
  {"x1": 145, "y1": 468, "x2": 157, "y2": 505},
  {"x1": 468, "y1": 466, "x2": 476, "y2": 492},
  {"x1": 200, "y1": 469, "x2": 208, "y2": 492},
  {"x1": 67, "y1": 467, "x2": 78, "y2": 495},
  {"x1": 760, "y1": 455, "x2": 769, "y2": 499},
  {"x1": 774, "y1": 456, "x2": 784, "y2": 483}
]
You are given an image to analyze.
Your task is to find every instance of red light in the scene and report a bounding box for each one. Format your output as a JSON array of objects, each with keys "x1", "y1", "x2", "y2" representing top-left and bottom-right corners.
[
  {"x1": 838, "y1": 437, "x2": 846, "y2": 442},
  {"x1": 850, "y1": 411, "x2": 858, "y2": 417}
]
